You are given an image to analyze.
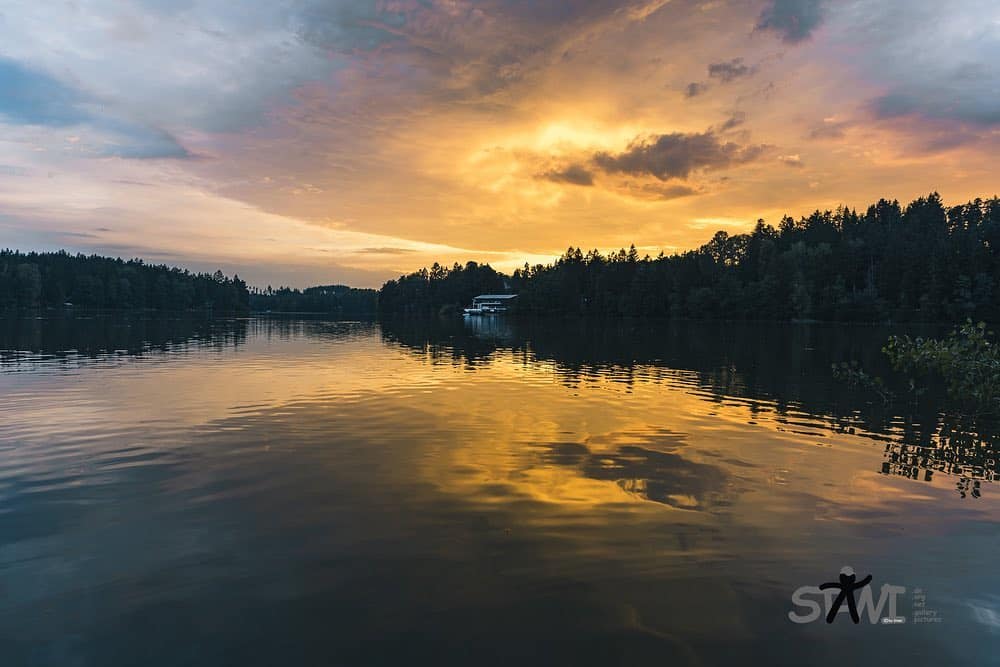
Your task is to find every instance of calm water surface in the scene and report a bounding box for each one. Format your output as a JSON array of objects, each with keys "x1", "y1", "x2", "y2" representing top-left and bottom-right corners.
[{"x1": 0, "y1": 315, "x2": 998, "y2": 666}]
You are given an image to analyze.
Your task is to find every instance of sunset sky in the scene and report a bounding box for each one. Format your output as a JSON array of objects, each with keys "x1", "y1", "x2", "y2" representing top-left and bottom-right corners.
[{"x1": 1, "y1": 0, "x2": 998, "y2": 287}]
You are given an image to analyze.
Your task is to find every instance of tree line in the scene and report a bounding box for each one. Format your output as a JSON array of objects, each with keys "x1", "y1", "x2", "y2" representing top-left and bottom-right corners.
[
  {"x1": 378, "y1": 261, "x2": 507, "y2": 316},
  {"x1": 249, "y1": 284, "x2": 376, "y2": 315},
  {"x1": 378, "y1": 193, "x2": 1000, "y2": 322},
  {"x1": 0, "y1": 250, "x2": 250, "y2": 313}
]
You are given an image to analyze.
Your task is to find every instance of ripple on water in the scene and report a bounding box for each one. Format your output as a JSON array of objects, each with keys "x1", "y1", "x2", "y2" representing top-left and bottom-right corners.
[{"x1": 0, "y1": 316, "x2": 997, "y2": 665}]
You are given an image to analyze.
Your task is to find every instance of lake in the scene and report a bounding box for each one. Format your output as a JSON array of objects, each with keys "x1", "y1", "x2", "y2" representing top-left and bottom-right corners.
[{"x1": 0, "y1": 314, "x2": 997, "y2": 665}]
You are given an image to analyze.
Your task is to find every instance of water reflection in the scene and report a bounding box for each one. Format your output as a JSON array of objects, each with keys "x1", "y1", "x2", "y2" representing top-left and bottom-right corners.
[
  {"x1": 536, "y1": 435, "x2": 729, "y2": 510},
  {"x1": 881, "y1": 422, "x2": 1000, "y2": 494},
  {"x1": 0, "y1": 315, "x2": 998, "y2": 666},
  {"x1": 0, "y1": 313, "x2": 249, "y2": 371},
  {"x1": 382, "y1": 317, "x2": 998, "y2": 495}
]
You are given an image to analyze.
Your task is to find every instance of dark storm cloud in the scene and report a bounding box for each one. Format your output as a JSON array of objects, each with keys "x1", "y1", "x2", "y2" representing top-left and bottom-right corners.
[
  {"x1": 708, "y1": 58, "x2": 754, "y2": 83},
  {"x1": 718, "y1": 112, "x2": 747, "y2": 131},
  {"x1": 593, "y1": 131, "x2": 768, "y2": 181},
  {"x1": 755, "y1": 0, "x2": 826, "y2": 43},
  {"x1": 685, "y1": 57, "x2": 755, "y2": 104},
  {"x1": 685, "y1": 82, "x2": 708, "y2": 97},
  {"x1": 541, "y1": 164, "x2": 595, "y2": 186},
  {"x1": 871, "y1": 89, "x2": 1000, "y2": 126}
]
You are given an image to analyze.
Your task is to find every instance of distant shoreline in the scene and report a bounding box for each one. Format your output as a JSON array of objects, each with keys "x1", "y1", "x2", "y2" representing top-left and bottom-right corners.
[{"x1": 0, "y1": 308, "x2": 970, "y2": 329}]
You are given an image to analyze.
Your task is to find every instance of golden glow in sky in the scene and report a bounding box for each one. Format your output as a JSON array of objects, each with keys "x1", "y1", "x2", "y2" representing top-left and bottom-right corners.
[{"x1": 1, "y1": 0, "x2": 998, "y2": 286}]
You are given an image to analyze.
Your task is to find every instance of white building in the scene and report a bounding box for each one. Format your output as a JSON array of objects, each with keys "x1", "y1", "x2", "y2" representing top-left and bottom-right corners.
[{"x1": 464, "y1": 294, "x2": 518, "y2": 315}]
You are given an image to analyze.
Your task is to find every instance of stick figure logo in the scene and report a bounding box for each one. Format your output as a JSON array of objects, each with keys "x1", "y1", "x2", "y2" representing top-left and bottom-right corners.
[
  {"x1": 789, "y1": 567, "x2": 906, "y2": 625},
  {"x1": 819, "y1": 566, "x2": 873, "y2": 624}
]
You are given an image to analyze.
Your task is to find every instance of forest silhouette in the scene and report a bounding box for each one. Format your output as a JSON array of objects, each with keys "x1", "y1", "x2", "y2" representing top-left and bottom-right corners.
[
  {"x1": 0, "y1": 251, "x2": 251, "y2": 313},
  {"x1": 4, "y1": 192, "x2": 1000, "y2": 322},
  {"x1": 379, "y1": 193, "x2": 1000, "y2": 322}
]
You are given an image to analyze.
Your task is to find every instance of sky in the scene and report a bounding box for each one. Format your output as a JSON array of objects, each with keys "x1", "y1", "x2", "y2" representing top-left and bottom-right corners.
[{"x1": 1, "y1": 0, "x2": 998, "y2": 288}]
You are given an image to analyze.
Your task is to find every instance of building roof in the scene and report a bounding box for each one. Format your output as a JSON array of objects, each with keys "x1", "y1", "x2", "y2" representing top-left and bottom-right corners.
[{"x1": 473, "y1": 294, "x2": 518, "y2": 300}]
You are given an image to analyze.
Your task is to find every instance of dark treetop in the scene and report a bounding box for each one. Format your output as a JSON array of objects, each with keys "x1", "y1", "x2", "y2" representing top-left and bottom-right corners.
[
  {"x1": 0, "y1": 250, "x2": 250, "y2": 313},
  {"x1": 379, "y1": 193, "x2": 1000, "y2": 322},
  {"x1": 249, "y1": 284, "x2": 377, "y2": 316}
]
